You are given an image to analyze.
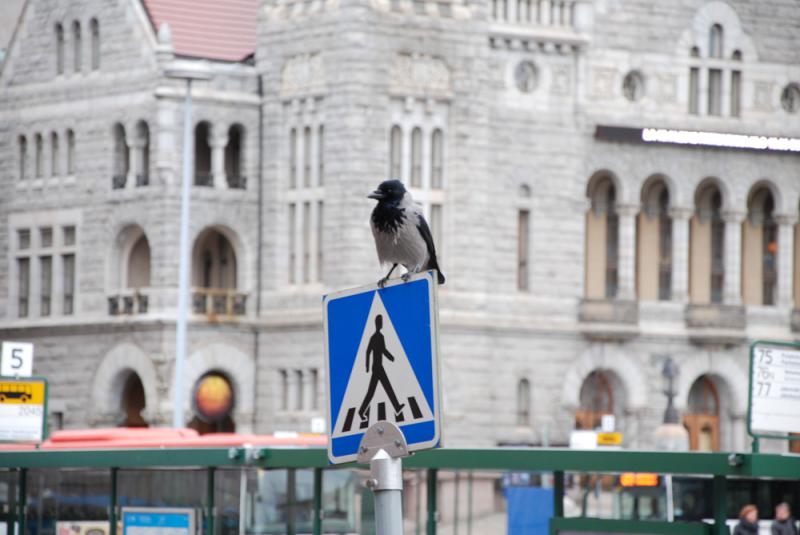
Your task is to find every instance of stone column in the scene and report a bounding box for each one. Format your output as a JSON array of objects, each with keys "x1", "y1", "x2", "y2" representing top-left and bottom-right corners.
[
  {"x1": 776, "y1": 213, "x2": 798, "y2": 308},
  {"x1": 507, "y1": 0, "x2": 517, "y2": 23},
  {"x1": 156, "y1": 97, "x2": 177, "y2": 187},
  {"x1": 125, "y1": 140, "x2": 135, "y2": 189},
  {"x1": 287, "y1": 370, "x2": 299, "y2": 412},
  {"x1": 722, "y1": 210, "x2": 745, "y2": 305},
  {"x1": 302, "y1": 370, "x2": 313, "y2": 413},
  {"x1": 128, "y1": 139, "x2": 145, "y2": 187},
  {"x1": 669, "y1": 207, "x2": 692, "y2": 302},
  {"x1": 616, "y1": 204, "x2": 638, "y2": 300},
  {"x1": 210, "y1": 134, "x2": 228, "y2": 189}
]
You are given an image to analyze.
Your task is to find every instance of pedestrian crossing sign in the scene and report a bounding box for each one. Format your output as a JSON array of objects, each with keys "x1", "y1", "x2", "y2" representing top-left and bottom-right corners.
[{"x1": 323, "y1": 270, "x2": 442, "y2": 464}]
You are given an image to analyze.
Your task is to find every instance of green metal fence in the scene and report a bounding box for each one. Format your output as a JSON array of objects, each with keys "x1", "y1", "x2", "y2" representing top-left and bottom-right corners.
[{"x1": 2, "y1": 447, "x2": 799, "y2": 535}]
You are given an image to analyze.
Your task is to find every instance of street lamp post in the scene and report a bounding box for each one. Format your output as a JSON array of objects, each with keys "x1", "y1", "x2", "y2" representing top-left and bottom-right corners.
[{"x1": 165, "y1": 65, "x2": 212, "y2": 428}]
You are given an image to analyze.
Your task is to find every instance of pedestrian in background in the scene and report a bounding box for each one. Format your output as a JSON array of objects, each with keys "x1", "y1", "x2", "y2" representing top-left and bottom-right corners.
[
  {"x1": 734, "y1": 505, "x2": 759, "y2": 535},
  {"x1": 772, "y1": 503, "x2": 798, "y2": 535}
]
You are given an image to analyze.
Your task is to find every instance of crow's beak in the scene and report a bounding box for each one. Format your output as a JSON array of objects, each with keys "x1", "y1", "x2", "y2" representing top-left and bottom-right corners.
[{"x1": 368, "y1": 190, "x2": 385, "y2": 200}]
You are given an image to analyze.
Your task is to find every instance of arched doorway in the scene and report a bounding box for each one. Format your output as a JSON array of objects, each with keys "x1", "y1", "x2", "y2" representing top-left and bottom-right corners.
[
  {"x1": 684, "y1": 375, "x2": 720, "y2": 451},
  {"x1": 576, "y1": 370, "x2": 614, "y2": 430},
  {"x1": 119, "y1": 371, "x2": 148, "y2": 427}
]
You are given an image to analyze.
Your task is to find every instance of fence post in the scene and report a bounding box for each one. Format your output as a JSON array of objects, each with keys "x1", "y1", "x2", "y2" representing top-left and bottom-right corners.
[
  {"x1": 312, "y1": 468, "x2": 322, "y2": 535},
  {"x1": 426, "y1": 469, "x2": 438, "y2": 535},
  {"x1": 553, "y1": 471, "x2": 564, "y2": 518},
  {"x1": 712, "y1": 475, "x2": 728, "y2": 535}
]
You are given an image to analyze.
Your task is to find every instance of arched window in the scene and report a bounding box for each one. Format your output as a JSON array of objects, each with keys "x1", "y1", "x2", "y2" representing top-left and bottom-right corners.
[
  {"x1": 72, "y1": 21, "x2": 82, "y2": 73},
  {"x1": 120, "y1": 372, "x2": 148, "y2": 427},
  {"x1": 112, "y1": 123, "x2": 128, "y2": 189},
  {"x1": 622, "y1": 71, "x2": 645, "y2": 102},
  {"x1": 638, "y1": 179, "x2": 672, "y2": 300},
  {"x1": 781, "y1": 83, "x2": 800, "y2": 113},
  {"x1": 684, "y1": 376, "x2": 720, "y2": 451},
  {"x1": 691, "y1": 182, "x2": 724, "y2": 304},
  {"x1": 431, "y1": 129, "x2": 443, "y2": 189},
  {"x1": 410, "y1": 127, "x2": 422, "y2": 187},
  {"x1": 55, "y1": 23, "x2": 65, "y2": 75},
  {"x1": 90, "y1": 18, "x2": 100, "y2": 70},
  {"x1": 18, "y1": 135, "x2": 27, "y2": 180},
  {"x1": 576, "y1": 370, "x2": 613, "y2": 430},
  {"x1": 709, "y1": 24, "x2": 723, "y2": 58},
  {"x1": 35, "y1": 133, "x2": 43, "y2": 178},
  {"x1": 50, "y1": 132, "x2": 60, "y2": 177},
  {"x1": 744, "y1": 187, "x2": 777, "y2": 306},
  {"x1": 127, "y1": 235, "x2": 151, "y2": 289},
  {"x1": 66, "y1": 129, "x2": 75, "y2": 174},
  {"x1": 389, "y1": 125, "x2": 402, "y2": 180},
  {"x1": 289, "y1": 127, "x2": 297, "y2": 188},
  {"x1": 225, "y1": 124, "x2": 245, "y2": 189},
  {"x1": 134, "y1": 120, "x2": 149, "y2": 186},
  {"x1": 194, "y1": 121, "x2": 212, "y2": 186},
  {"x1": 516, "y1": 379, "x2": 530, "y2": 426},
  {"x1": 586, "y1": 174, "x2": 618, "y2": 299},
  {"x1": 192, "y1": 228, "x2": 243, "y2": 315}
]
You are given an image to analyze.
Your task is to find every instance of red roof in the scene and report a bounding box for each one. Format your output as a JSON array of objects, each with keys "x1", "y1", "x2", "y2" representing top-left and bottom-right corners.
[{"x1": 142, "y1": 0, "x2": 257, "y2": 62}]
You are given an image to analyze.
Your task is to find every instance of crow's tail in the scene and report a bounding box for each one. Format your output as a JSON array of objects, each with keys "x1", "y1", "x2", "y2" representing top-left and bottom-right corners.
[{"x1": 427, "y1": 258, "x2": 446, "y2": 285}]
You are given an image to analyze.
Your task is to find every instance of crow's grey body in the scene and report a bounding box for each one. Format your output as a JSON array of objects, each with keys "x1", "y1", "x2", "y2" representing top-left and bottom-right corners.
[
  {"x1": 371, "y1": 194, "x2": 429, "y2": 272},
  {"x1": 368, "y1": 180, "x2": 445, "y2": 285}
]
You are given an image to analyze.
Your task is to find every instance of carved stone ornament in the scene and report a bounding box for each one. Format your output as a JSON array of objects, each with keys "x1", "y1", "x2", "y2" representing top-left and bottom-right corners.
[
  {"x1": 281, "y1": 53, "x2": 326, "y2": 96},
  {"x1": 390, "y1": 53, "x2": 452, "y2": 98}
]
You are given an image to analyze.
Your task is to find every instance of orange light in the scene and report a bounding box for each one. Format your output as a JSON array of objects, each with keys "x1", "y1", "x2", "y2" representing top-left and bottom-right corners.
[
  {"x1": 620, "y1": 472, "x2": 659, "y2": 487},
  {"x1": 767, "y1": 241, "x2": 778, "y2": 254},
  {"x1": 193, "y1": 374, "x2": 234, "y2": 422}
]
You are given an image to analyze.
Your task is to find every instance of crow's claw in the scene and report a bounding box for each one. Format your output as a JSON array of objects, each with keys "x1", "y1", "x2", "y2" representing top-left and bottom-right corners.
[
  {"x1": 377, "y1": 277, "x2": 389, "y2": 289},
  {"x1": 401, "y1": 273, "x2": 412, "y2": 282}
]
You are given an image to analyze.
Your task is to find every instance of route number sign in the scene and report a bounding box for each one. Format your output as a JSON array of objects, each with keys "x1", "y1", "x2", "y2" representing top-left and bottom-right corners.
[
  {"x1": 748, "y1": 341, "x2": 800, "y2": 437},
  {"x1": 1, "y1": 342, "x2": 34, "y2": 377}
]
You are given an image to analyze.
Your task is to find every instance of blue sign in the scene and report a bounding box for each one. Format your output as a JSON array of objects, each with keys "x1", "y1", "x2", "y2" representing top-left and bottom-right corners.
[
  {"x1": 122, "y1": 508, "x2": 195, "y2": 535},
  {"x1": 323, "y1": 270, "x2": 442, "y2": 464}
]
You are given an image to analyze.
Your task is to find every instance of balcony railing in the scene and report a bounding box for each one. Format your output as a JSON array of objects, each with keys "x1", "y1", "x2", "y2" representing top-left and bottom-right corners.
[
  {"x1": 136, "y1": 173, "x2": 149, "y2": 187},
  {"x1": 108, "y1": 292, "x2": 149, "y2": 315},
  {"x1": 491, "y1": 0, "x2": 578, "y2": 29},
  {"x1": 112, "y1": 174, "x2": 127, "y2": 189},
  {"x1": 227, "y1": 175, "x2": 247, "y2": 190},
  {"x1": 192, "y1": 288, "x2": 247, "y2": 317},
  {"x1": 195, "y1": 174, "x2": 213, "y2": 187},
  {"x1": 577, "y1": 299, "x2": 638, "y2": 340},
  {"x1": 685, "y1": 304, "x2": 745, "y2": 330}
]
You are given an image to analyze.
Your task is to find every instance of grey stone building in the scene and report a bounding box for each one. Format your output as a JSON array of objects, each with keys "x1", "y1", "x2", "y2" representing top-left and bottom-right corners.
[{"x1": 1, "y1": 0, "x2": 799, "y2": 452}]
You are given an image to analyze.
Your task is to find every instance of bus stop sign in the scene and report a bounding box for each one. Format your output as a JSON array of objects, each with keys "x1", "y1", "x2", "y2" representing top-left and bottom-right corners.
[{"x1": 323, "y1": 271, "x2": 442, "y2": 464}]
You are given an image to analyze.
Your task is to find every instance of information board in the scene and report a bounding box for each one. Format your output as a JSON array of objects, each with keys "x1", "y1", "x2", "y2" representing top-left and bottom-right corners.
[
  {"x1": 0, "y1": 377, "x2": 47, "y2": 442},
  {"x1": 122, "y1": 508, "x2": 195, "y2": 535},
  {"x1": 749, "y1": 341, "x2": 800, "y2": 436}
]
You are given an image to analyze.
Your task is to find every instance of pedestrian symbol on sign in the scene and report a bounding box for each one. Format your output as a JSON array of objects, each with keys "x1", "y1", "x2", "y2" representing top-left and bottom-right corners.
[{"x1": 324, "y1": 271, "x2": 441, "y2": 464}]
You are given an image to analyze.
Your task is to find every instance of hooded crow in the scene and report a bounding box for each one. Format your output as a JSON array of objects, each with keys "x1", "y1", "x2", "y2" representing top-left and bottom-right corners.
[{"x1": 368, "y1": 179, "x2": 446, "y2": 287}]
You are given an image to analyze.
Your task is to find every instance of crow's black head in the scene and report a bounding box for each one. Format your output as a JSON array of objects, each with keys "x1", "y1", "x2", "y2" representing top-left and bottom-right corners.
[{"x1": 368, "y1": 180, "x2": 406, "y2": 203}]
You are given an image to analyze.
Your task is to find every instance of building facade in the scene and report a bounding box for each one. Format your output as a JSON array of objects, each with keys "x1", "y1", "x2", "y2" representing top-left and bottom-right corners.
[{"x1": 1, "y1": 0, "x2": 799, "y2": 452}]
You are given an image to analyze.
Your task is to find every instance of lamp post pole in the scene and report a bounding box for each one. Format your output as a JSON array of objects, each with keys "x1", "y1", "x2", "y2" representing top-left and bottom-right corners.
[{"x1": 172, "y1": 78, "x2": 194, "y2": 429}]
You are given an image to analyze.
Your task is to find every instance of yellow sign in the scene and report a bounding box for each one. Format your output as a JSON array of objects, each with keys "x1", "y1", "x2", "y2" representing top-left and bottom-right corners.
[
  {"x1": 597, "y1": 432, "x2": 622, "y2": 446},
  {"x1": 620, "y1": 472, "x2": 659, "y2": 487},
  {"x1": 0, "y1": 380, "x2": 45, "y2": 404}
]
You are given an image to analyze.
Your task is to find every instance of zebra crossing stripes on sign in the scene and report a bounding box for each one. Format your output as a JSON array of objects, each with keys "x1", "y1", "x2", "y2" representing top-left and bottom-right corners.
[{"x1": 323, "y1": 271, "x2": 442, "y2": 464}]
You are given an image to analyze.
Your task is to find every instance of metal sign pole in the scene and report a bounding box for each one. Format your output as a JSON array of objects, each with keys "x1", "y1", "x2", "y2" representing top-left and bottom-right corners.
[{"x1": 358, "y1": 422, "x2": 408, "y2": 535}]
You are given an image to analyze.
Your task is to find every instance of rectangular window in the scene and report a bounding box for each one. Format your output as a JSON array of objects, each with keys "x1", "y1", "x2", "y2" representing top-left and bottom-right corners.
[
  {"x1": 411, "y1": 128, "x2": 422, "y2": 188},
  {"x1": 318, "y1": 125, "x2": 324, "y2": 186},
  {"x1": 288, "y1": 203, "x2": 296, "y2": 283},
  {"x1": 430, "y1": 204, "x2": 443, "y2": 261},
  {"x1": 295, "y1": 370, "x2": 304, "y2": 411},
  {"x1": 605, "y1": 212, "x2": 619, "y2": 298},
  {"x1": 18, "y1": 258, "x2": 30, "y2": 318},
  {"x1": 63, "y1": 253, "x2": 75, "y2": 315},
  {"x1": 289, "y1": 128, "x2": 297, "y2": 189},
  {"x1": 730, "y1": 70, "x2": 741, "y2": 117},
  {"x1": 40, "y1": 256, "x2": 52, "y2": 317},
  {"x1": 18, "y1": 229, "x2": 31, "y2": 250},
  {"x1": 67, "y1": 130, "x2": 75, "y2": 174},
  {"x1": 51, "y1": 134, "x2": 60, "y2": 177},
  {"x1": 708, "y1": 69, "x2": 722, "y2": 116},
  {"x1": 63, "y1": 225, "x2": 76, "y2": 246},
  {"x1": 710, "y1": 220, "x2": 725, "y2": 304},
  {"x1": 310, "y1": 369, "x2": 319, "y2": 410},
  {"x1": 689, "y1": 67, "x2": 699, "y2": 115},
  {"x1": 40, "y1": 227, "x2": 53, "y2": 248},
  {"x1": 390, "y1": 126, "x2": 402, "y2": 179},
  {"x1": 19, "y1": 137, "x2": 27, "y2": 180},
  {"x1": 518, "y1": 210, "x2": 530, "y2": 291},
  {"x1": 303, "y1": 201, "x2": 311, "y2": 283},
  {"x1": 303, "y1": 127, "x2": 311, "y2": 188},
  {"x1": 317, "y1": 201, "x2": 324, "y2": 283},
  {"x1": 35, "y1": 136, "x2": 43, "y2": 178},
  {"x1": 658, "y1": 216, "x2": 672, "y2": 301},
  {"x1": 431, "y1": 129, "x2": 443, "y2": 189},
  {"x1": 279, "y1": 369, "x2": 288, "y2": 411}
]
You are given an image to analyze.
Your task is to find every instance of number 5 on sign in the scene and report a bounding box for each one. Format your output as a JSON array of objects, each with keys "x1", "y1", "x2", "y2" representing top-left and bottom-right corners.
[{"x1": 1, "y1": 342, "x2": 34, "y2": 377}]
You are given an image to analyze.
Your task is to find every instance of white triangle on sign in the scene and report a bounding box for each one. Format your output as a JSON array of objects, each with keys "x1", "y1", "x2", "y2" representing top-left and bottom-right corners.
[{"x1": 332, "y1": 291, "x2": 434, "y2": 438}]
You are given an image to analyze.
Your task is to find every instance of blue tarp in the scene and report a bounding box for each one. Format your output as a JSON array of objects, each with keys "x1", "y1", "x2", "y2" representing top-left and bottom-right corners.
[{"x1": 505, "y1": 487, "x2": 554, "y2": 535}]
